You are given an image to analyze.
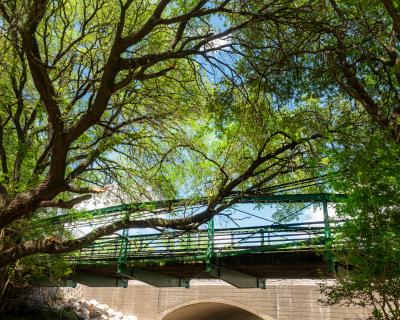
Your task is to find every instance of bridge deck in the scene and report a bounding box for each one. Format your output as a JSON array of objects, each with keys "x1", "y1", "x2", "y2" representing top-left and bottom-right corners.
[
  {"x1": 46, "y1": 194, "x2": 345, "y2": 288},
  {"x1": 75, "y1": 249, "x2": 329, "y2": 279},
  {"x1": 68, "y1": 221, "x2": 333, "y2": 288}
]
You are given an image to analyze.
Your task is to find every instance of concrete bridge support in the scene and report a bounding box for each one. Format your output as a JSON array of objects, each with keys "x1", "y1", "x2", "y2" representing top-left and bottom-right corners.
[
  {"x1": 160, "y1": 300, "x2": 268, "y2": 320},
  {"x1": 79, "y1": 279, "x2": 369, "y2": 320}
]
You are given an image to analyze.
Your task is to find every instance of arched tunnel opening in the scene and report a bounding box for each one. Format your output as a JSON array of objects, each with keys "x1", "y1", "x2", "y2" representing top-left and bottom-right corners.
[{"x1": 162, "y1": 302, "x2": 266, "y2": 320}]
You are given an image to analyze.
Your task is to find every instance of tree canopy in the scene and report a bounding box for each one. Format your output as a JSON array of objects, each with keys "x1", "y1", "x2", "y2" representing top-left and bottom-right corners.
[
  {"x1": 0, "y1": 1, "x2": 399, "y2": 318},
  {"x1": 320, "y1": 133, "x2": 400, "y2": 320},
  {"x1": 238, "y1": 0, "x2": 400, "y2": 142},
  {"x1": 0, "y1": 0, "x2": 334, "y2": 267}
]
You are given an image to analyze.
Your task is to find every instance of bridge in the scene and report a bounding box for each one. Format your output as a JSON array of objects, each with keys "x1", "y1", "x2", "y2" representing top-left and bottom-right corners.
[
  {"x1": 52, "y1": 193, "x2": 346, "y2": 289},
  {"x1": 74, "y1": 279, "x2": 369, "y2": 320}
]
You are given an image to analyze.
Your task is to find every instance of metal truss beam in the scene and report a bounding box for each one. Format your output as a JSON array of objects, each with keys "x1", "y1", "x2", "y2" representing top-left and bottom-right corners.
[
  {"x1": 50, "y1": 193, "x2": 346, "y2": 223},
  {"x1": 122, "y1": 268, "x2": 190, "y2": 288},
  {"x1": 73, "y1": 272, "x2": 127, "y2": 288},
  {"x1": 210, "y1": 267, "x2": 266, "y2": 289},
  {"x1": 237, "y1": 193, "x2": 347, "y2": 204}
]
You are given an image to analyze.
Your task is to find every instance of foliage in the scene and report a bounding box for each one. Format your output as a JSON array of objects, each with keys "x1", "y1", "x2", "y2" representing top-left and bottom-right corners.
[
  {"x1": 0, "y1": 0, "x2": 341, "y2": 281},
  {"x1": 0, "y1": 4, "x2": 397, "y2": 319},
  {"x1": 237, "y1": 0, "x2": 400, "y2": 143},
  {"x1": 234, "y1": 0, "x2": 400, "y2": 316},
  {"x1": 320, "y1": 133, "x2": 400, "y2": 320}
]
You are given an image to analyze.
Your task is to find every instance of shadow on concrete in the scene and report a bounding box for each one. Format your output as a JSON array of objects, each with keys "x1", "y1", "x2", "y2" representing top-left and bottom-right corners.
[{"x1": 162, "y1": 302, "x2": 266, "y2": 320}]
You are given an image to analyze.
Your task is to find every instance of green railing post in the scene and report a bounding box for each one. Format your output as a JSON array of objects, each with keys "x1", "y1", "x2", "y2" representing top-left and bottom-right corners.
[
  {"x1": 323, "y1": 200, "x2": 333, "y2": 273},
  {"x1": 90, "y1": 243, "x2": 94, "y2": 258},
  {"x1": 117, "y1": 228, "x2": 129, "y2": 274},
  {"x1": 206, "y1": 217, "x2": 215, "y2": 273},
  {"x1": 261, "y1": 231, "x2": 265, "y2": 246},
  {"x1": 187, "y1": 234, "x2": 191, "y2": 251}
]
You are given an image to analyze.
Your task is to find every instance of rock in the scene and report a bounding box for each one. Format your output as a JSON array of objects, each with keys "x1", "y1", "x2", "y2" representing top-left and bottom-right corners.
[
  {"x1": 96, "y1": 304, "x2": 109, "y2": 312},
  {"x1": 88, "y1": 303, "x2": 97, "y2": 312},
  {"x1": 107, "y1": 308, "x2": 115, "y2": 314},
  {"x1": 89, "y1": 309, "x2": 102, "y2": 318},
  {"x1": 81, "y1": 308, "x2": 90, "y2": 319},
  {"x1": 52, "y1": 302, "x2": 63, "y2": 310},
  {"x1": 113, "y1": 311, "x2": 123, "y2": 318},
  {"x1": 88, "y1": 299, "x2": 99, "y2": 306},
  {"x1": 23, "y1": 289, "x2": 138, "y2": 320}
]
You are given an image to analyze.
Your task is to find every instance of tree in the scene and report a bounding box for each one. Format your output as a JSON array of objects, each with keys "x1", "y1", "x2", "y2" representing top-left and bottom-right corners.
[
  {"x1": 231, "y1": 2, "x2": 400, "y2": 316},
  {"x1": 0, "y1": 0, "x2": 330, "y2": 270},
  {"x1": 319, "y1": 0, "x2": 400, "y2": 143},
  {"x1": 319, "y1": 133, "x2": 400, "y2": 320},
  {"x1": 237, "y1": 0, "x2": 400, "y2": 143}
]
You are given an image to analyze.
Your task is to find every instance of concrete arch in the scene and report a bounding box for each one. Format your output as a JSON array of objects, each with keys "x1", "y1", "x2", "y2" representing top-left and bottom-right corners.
[{"x1": 157, "y1": 298, "x2": 275, "y2": 320}]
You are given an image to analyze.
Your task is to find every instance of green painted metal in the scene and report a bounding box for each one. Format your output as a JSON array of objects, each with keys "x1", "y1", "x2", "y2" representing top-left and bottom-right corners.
[
  {"x1": 73, "y1": 245, "x2": 318, "y2": 269},
  {"x1": 206, "y1": 217, "x2": 215, "y2": 273},
  {"x1": 323, "y1": 201, "x2": 334, "y2": 273},
  {"x1": 117, "y1": 228, "x2": 129, "y2": 274},
  {"x1": 49, "y1": 193, "x2": 347, "y2": 226},
  {"x1": 236, "y1": 193, "x2": 347, "y2": 204},
  {"x1": 120, "y1": 268, "x2": 190, "y2": 288},
  {"x1": 72, "y1": 272, "x2": 127, "y2": 288},
  {"x1": 62, "y1": 193, "x2": 347, "y2": 281},
  {"x1": 70, "y1": 221, "x2": 333, "y2": 268},
  {"x1": 48, "y1": 198, "x2": 207, "y2": 224},
  {"x1": 215, "y1": 267, "x2": 266, "y2": 289}
]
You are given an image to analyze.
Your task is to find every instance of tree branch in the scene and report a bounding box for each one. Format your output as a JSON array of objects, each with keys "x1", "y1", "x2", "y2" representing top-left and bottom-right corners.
[
  {"x1": 38, "y1": 195, "x2": 92, "y2": 209},
  {"x1": 382, "y1": 0, "x2": 400, "y2": 36},
  {"x1": 66, "y1": 185, "x2": 106, "y2": 194}
]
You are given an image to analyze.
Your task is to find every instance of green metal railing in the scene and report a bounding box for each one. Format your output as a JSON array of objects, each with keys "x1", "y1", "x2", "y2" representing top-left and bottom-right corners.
[
  {"x1": 61, "y1": 193, "x2": 347, "y2": 273},
  {"x1": 71, "y1": 221, "x2": 332, "y2": 267},
  {"x1": 51, "y1": 193, "x2": 347, "y2": 228}
]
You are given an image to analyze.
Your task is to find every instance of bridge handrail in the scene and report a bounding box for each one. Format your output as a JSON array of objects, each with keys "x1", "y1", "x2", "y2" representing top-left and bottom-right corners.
[{"x1": 68, "y1": 220, "x2": 345, "y2": 265}]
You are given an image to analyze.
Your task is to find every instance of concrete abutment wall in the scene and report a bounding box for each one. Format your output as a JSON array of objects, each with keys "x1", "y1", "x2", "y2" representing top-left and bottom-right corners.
[{"x1": 79, "y1": 280, "x2": 369, "y2": 320}]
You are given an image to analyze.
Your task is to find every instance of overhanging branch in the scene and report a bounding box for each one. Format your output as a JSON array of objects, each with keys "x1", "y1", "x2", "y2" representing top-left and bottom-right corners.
[{"x1": 38, "y1": 195, "x2": 92, "y2": 209}]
